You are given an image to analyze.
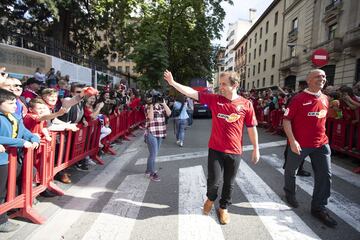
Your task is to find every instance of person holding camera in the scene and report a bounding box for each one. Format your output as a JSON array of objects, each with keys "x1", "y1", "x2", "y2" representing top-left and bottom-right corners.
[
  {"x1": 173, "y1": 95, "x2": 189, "y2": 147},
  {"x1": 144, "y1": 90, "x2": 171, "y2": 182}
]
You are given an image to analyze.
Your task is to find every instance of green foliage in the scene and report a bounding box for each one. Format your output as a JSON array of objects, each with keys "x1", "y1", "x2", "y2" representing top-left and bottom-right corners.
[{"x1": 1, "y1": 0, "x2": 232, "y2": 88}]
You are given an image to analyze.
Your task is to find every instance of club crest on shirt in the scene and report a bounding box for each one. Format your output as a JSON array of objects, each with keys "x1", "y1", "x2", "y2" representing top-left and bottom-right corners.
[
  {"x1": 236, "y1": 104, "x2": 244, "y2": 111},
  {"x1": 284, "y1": 108, "x2": 290, "y2": 116},
  {"x1": 217, "y1": 113, "x2": 241, "y2": 123}
]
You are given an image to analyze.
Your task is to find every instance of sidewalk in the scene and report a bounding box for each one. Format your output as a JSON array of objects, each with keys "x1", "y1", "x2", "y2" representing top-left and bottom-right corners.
[{"x1": 1, "y1": 130, "x2": 143, "y2": 240}]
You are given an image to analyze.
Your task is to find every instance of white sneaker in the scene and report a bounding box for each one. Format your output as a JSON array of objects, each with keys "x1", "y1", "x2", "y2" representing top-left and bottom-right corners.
[
  {"x1": 176, "y1": 140, "x2": 180, "y2": 145},
  {"x1": 179, "y1": 141, "x2": 183, "y2": 147},
  {"x1": 87, "y1": 159, "x2": 97, "y2": 166}
]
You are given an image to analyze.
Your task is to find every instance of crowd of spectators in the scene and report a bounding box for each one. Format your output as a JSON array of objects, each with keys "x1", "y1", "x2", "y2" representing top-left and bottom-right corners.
[{"x1": 238, "y1": 82, "x2": 360, "y2": 124}]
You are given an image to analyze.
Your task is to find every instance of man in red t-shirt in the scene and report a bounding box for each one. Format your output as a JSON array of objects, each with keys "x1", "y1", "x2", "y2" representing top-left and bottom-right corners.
[
  {"x1": 283, "y1": 69, "x2": 337, "y2": 228},
  {"x1": 164, "y1": 70, "x2": 260, "y2": 225}
]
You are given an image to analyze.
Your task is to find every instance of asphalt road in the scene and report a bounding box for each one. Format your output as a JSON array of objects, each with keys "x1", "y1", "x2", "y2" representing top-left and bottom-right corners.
[{"x1": 2, "y1": 118, "x2": 360, "y2": 240}]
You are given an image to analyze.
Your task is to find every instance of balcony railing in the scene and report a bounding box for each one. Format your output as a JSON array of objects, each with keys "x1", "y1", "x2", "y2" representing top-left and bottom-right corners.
[
  {"x1": 343, "y1": 26, "x2": 360, "y2": 47},
  {"x1": 280, "y1": 56, "x2": 299, "y2": 71},
  {"x1": 313, "y1": 37, "x2": 342, "y2": 53},
  {"x1": 288, "y1": 28, "x2": 298, "y2": 42},
  {"x1": 325, "y1": 0, "x2": 342, "y2": 12}
]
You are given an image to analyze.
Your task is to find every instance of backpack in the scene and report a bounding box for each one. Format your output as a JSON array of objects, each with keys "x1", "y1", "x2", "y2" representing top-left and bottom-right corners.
[{"x1": 171, "y1": 102, "x2": 184, "y2": 118}]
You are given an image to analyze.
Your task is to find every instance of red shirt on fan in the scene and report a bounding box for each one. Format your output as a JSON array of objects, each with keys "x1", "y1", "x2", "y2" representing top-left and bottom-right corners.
[
  {"x1": 23, "y1": 113, "x2": 47, "y2": 137},
  {"x1": 283, "y1": 90, "x2": 329, "y2": 148},
  {"x1": 199, "y1": 92, "x2": 257, "y2": 154}
]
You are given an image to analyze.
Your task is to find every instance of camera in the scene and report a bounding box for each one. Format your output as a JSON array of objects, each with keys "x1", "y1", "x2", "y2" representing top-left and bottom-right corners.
[{"x1": 145, "y1": 89, "x2": 164, "y2": 104}]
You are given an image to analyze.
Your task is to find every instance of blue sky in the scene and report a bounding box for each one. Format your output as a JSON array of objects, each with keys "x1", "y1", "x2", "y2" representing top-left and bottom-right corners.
[{"x1": 213, "y1": 0, "x2": 274, "y2": 46}]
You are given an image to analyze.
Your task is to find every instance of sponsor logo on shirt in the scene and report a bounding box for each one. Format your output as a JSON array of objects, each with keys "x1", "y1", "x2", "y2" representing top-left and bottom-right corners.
[
  {"x1": 307, "y1": 109, "x2": 327, "y2": 118},
  {"x1": 217, "y1": 113, "x2": 240, "y2": 123}
]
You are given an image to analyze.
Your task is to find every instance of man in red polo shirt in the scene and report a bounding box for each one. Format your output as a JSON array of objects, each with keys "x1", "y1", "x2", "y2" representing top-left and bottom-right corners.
[
  {"x1": 283, "y1": 69, "x2": 337, "y2": 228},
  {"x1": 164, "y1": 70, "x2": 260, "y2": 225}
]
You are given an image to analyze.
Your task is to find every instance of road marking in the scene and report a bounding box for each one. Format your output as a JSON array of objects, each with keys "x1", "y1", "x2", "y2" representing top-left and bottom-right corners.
[
  {"x1": 136, "y1": 140, "x2": 287, "y2": 165},
  {"x1": 82, "y1": 174, "x2": 151, "y2": 240},
  {"x1": 304, "y1": 156, "x2": 360, "y2": 188},
  {"x1": 25, "y1": 136, "x2": 143, "y2": 240},
  {"x1": 236, "y1": 161, "x2": 320, "y2": 240},
  {"x1": 262, "y1": 154, "x2": 360, "y2": 232},
  {"x1": 178, "y1": 166, "x2": 224, "y2": 240}
]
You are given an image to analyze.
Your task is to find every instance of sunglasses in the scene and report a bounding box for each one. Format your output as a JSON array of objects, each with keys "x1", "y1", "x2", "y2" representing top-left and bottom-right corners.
[
  {"x1": 75, "y1": 90, "x2": 82, "y2": 93},
  {"x1": 14, "y1": 84, "x2": 22, "y2": 88},
  {"x1": 0, "y1": 72, "x2": 6, "y2": 76}
]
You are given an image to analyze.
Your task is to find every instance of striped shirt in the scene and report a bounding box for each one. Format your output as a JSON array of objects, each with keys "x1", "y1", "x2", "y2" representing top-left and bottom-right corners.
[{"x1": 144, "y1": 104, "x2": 167, "y2": 138}]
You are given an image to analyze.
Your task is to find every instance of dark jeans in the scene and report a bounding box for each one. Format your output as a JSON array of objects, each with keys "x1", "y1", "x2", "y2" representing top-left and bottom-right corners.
[
  {"x1": 0, "y1": 164, "x2": 8, "y2": 224},
  {"x1": 284, "y1": 144, "x2": 332, "y2": 211},
  {"x1": 207, "y1": 148, "x2": 241, "y2": 209}
]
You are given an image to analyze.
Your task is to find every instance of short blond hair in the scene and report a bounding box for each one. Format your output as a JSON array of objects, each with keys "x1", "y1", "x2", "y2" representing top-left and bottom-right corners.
[{"x1": 220, "y1": 72, "x2": 240, "y2": 86}]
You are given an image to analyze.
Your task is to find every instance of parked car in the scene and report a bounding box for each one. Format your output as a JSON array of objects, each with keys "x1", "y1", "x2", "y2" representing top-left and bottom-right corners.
[{"x1": 193, "y1": 102, "x2": 211, "y2": 118}]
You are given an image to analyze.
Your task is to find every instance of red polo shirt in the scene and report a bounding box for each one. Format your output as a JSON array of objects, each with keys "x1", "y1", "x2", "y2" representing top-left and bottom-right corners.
[
  {"x1": 283, "y1": 90, "x2": 329, "y2": 148},
  {"x1": 199, "y1": 92, "x2": 257, "y2": 154}
]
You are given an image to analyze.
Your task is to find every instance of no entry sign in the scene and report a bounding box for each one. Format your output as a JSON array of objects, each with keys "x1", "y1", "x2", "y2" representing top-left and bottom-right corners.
[{"x1": 311, "y1": 48, "x2": 329, "y2": 67}]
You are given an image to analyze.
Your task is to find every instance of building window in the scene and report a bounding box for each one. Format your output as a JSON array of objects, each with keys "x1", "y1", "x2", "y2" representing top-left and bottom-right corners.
[
  {"x1": 262, "y1": 77, "x2": 265, "y2": 87},
  {"x1": 221, "y1": 67, "x2": 225, "y2": 71},
  {"x1": 253, "y1": 65, "x2": 255, "y2": 76},
  {"x1": 275, "y1": 11, "x2": 278, "y2": 26},
  {"x1": 258, "y1": 62, "x2": 261, "y2": 74},
  {"x1": 292, "y1": 18, "x2": 298, "y2": 30},
  {"x1": 260, "y1": 27, "x2": 263, "y2": 39},
  {"x1": 117, "y1": 66, "x2": 122, "y2": 72},
  {"x1": 252, "y1": 81, "x2": 255, "y2": 88},
  {"x1": 257, "y1": 79, "x2": 260, "y2": 88},
  {"x1": 247, "y1": 82, "x2": 250, "y2": 89},
  {"x1": 255, "y1": 33, "x2": 257, "y2": 43},
  {"x1": 265, "y1": 39, "x2": 268, "y2": 52},
  {"x1": 126, "y1": 66, "x2": 130, "y2": 73},
  {"x1": 273, "y1": 32, "x2": 277, "y2": 46},
  {"x1": 254, "y1": 49, "x2": 256, "y2": 60},
  {"x1": 250, "y1": 38, "x2": 252, "y2": 48},
  {"x1": 110, "y1": 53, "x2": 117, "y2": 62},
  {"x1": 266, "y1": 21, "x2": 269, "y2": 33},
  {"x1": 249, "y1": 53, "x2": 251, "y2": 63},
  {"x1": 263, "y1": 59, "x2": 267, "y2": 71},
  {"x1": 272, "y1": 54, "x2": 275, "y2": 68},
  {"x1": 290, "y1": 45, "x2": 296, "y2": 57},
  {"x1": 248, "y1": 68, "x2": 250, "y2": 78},
  {"x1": 356, "y1": 58, "x2": 360, "y2": 83},
  {"x1": 245, "y1": 42, "x2": 248, "y2": 52},
  {"x1": 270, "y1": 75, "x2": 274, "y2": 85},
  {"x1": 328, "y1": 23, "x2": 337, "y2": 40},
  {"x1": 259, "y1": 44, "x2": 262, "y2": 56}
]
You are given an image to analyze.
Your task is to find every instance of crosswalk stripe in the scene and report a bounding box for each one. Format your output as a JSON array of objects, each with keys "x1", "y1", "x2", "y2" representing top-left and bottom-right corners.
[
  {"x1": 25, "y1": 138, "x2": 143, "y2": 240},
  {"x1": 262, "y1": 154, "x2": 360, "y2": 232},
  {"x1": 178, "y1": 166, "x2": 224, "y2": 240},
  {"x1": 304, "y1": 157, "x2": 360, "y2": 188},
  {"x1": 236, "y1": 161, "x2": 321, "y2": 240},
  {"x1": 82, "y1": 174, "x2": 150, "y2": 240},
  {"x1": 135, "y1": 140, "x2": 287, "y2": 165}
]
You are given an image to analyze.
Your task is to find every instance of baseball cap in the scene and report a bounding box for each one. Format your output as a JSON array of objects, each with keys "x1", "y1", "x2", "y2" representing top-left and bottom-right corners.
[{"x1": 26, "y1": 78, "x2": 43, "y2": 85}]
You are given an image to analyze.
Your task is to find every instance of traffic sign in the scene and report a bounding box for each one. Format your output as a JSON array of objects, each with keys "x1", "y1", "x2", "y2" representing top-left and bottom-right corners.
[{"x1": 311, "y1": 48, "x2": 329, "y2": 67}]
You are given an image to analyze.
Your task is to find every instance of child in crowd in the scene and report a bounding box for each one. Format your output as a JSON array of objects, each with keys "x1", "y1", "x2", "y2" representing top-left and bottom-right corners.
[
  {"x1": 84, "y1": 95, "x2": 111, "y2": 148},
  {"x1": 0, "y1": 89, "x2": 40, "y2": 233}
]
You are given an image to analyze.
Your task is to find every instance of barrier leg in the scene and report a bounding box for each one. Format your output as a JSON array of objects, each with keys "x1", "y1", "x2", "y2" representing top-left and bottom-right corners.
[
  {"x1": 47, "y1": 182, "x2": 65, "y2": 196},
  {"x1": 91, "y1": 155, "x2": 105, "y2": 165},
  {"x1": 11, "y1": 207, "x2": 46, "y2": 224},
  {"x1": 103, "y1": 146, "x2": 116, "y2": 155}
]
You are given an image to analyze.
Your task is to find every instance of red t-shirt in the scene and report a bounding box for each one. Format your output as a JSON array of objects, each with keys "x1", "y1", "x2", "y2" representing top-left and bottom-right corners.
[
  {"x1": 283, "y1": 91, "x2": 328, "y2": 148},
  {"x1": 84, "y1": 106, "x2": 93, "y2": 122},
  {"x1": 22, "y1": 89, "x2": 38, "y2": 103},
  {"x1": 199, "y1": 93, "x2": 257, "y2": 154},
  {"x1": 23, "y1": 113, "x2": 47, "y2": 136}
]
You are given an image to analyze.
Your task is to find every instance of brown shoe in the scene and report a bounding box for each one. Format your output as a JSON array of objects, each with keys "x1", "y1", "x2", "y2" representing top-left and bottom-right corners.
[
  {"x1": 218, "y1": 208, "x2": 230, "y2": 225},
  {"x1": 60, "y1": 173, "x2": 72, "y2": 184},
  {"x1": 202, "y1": 199, "x2": 213, "y2": 215}
]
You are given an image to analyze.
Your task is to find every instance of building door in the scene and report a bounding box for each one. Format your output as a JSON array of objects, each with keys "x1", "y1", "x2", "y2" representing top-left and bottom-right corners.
[
  {"x1": 321, "y1": 65, "x2": 335, "y2": 86},
  {"x1": 284, "y1": 75, "x2": 296, "y2": 91}
]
